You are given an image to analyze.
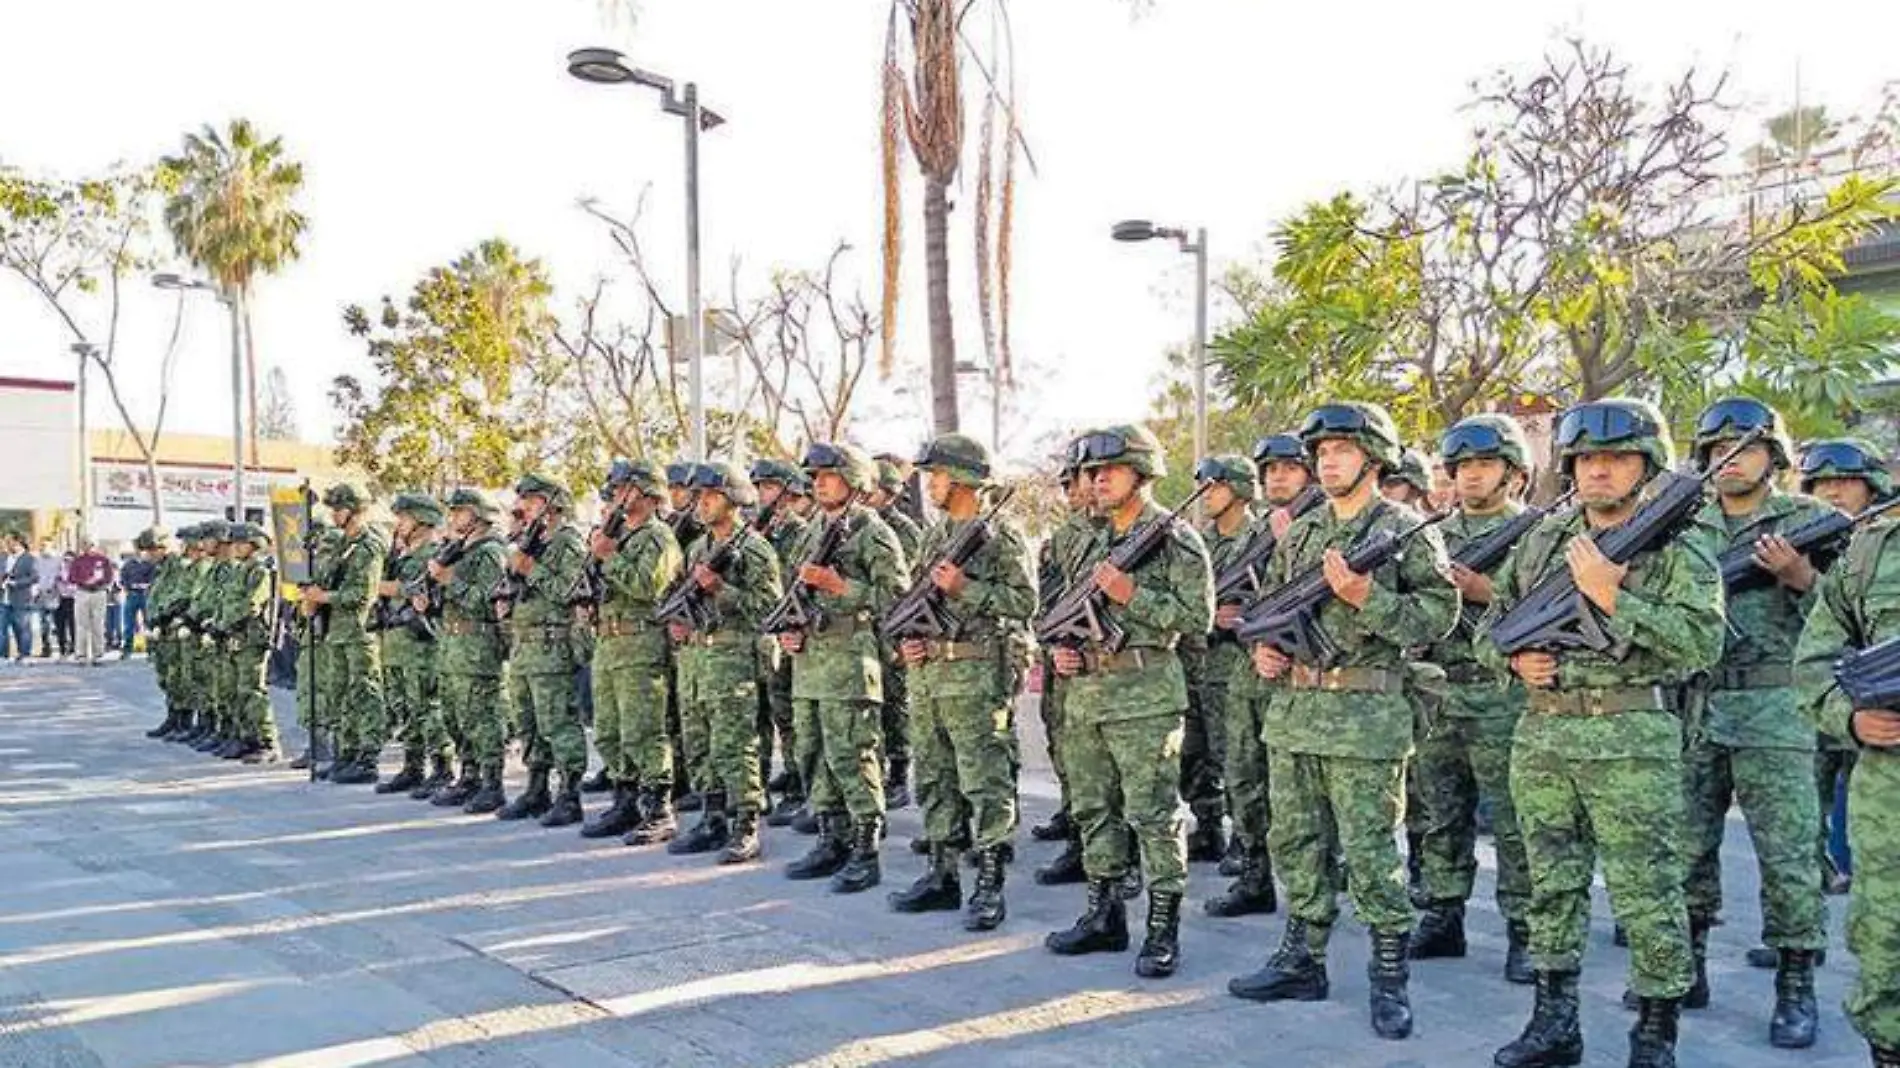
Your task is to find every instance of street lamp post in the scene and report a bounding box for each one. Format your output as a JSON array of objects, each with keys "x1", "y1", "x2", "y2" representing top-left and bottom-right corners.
[
  {"x1": 71, "y1": 343, "x2": 96, "y2": 539},
  {"x1": 1113, "y1": 220, "x2": 1209, "y2": 465},
  {"x1": 568, "y1": 47, "x2": 726, "y2": 461},
  {"x1": 153, "y1": 272, "x2": 244, "y2": 520}
]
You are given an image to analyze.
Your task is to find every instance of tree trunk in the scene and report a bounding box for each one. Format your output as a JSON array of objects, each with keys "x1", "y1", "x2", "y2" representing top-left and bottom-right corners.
[
  {"x1": 242, "y1": 288, "x2": 262, "y2": 466},
  {"x1": 145, "y1": 451, "x2": 165, "y2": 526},
  {"x1": 924, "y1": 174, "x2": 959, "y2": 433}
]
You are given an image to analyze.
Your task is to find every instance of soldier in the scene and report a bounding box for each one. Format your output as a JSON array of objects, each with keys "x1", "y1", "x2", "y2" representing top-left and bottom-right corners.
[
  {"x1": 752, "y1": 457, "x2": 816, "y2": 825},
  {"x1": 1031, "y1": 442, "x2": 1099, "y2": 887},
  {"x1": 1411, "y1": 414, "x2": 1536, "y2": 984},
  {"x1": 1793, "y1": 495, "x2": 1900, "y2": 1068},
  {"x1": 1663, "y1": 398, "x2": 1827, "y2": 1047},
  {"x1": 1228, "y1": 403, "x2": 1455, "y2": 1040},
  {"x1": 304, "y1": 485, "x2": 389, "y2": 785},
  {"x1": 288, "y1": 516, "x2": 339, "y2": 769},
  {"x1": 1383, "y1": 444, "x2": 1438, "y2": 894},
  {"x1": 158, "y1": 526, "x2": 206, "y2": 744},
  {"x1": 492, "y1": 474, "x2": 588, "y2": 827},
  {"x1": 1480, "y1": 399, "x2": 1723, "y2": 1068},
  {"x1": 375, "y1": 494, "x2": 449, "y2": 796},
  {"x1": 216, "y1": 524, "x2": 280, "y2": 762},
  {"x1": 577, "y1": 461, "x2": 684, "y2": 844},
  {"x1": 138, "y1": 528, "x2": 183, "y2": 739},
  {"x1": 888, "y1": 434, "x2": 1035, "y2": 930},
  {"x1": 1382, "y1": 448, "x2": 1435, "y2": 507},
  {"x1": 871, "y1": 457, "x2": 923, "y2": 811},
  {"x1": 180, "y1": 522, "x2": 228, "y2": 753},
  {"x1": 1044, "y1": 424, "x2": 1213, "y2": 979},
  {"x1": 171, "y1": 525, "x2": 215, "y2": 746},
  {"x1": 426, "y1": 489, "x2": 511, "y2": 812},
  {"x1": 666, "y1": 461, "x2": 782, "y2": 862},
  {"x1": 777, "y1": 442, "x2": 910, "y2": 894}
]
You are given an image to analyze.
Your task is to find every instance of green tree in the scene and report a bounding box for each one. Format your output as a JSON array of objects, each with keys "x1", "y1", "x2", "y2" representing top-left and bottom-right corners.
[{"x1": 161, "y1": 118, "x2": 308, "y2": 473}]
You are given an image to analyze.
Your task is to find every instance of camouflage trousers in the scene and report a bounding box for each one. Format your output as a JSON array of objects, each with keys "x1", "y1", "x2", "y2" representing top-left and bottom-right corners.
[
  {"x1": 1222, "y1": 684, "x2": 1272, "y2": 852},
  {"x1": 592, "y1": 636, "x2": 672, "y2": 787},
  {"x1": 1269, "y1": 750, "x2": 1411, "y2": 947},
  {"x1": 1179, "y1": 645, "x2": 1224, "y2": 828},
  {"x1": 225, "y1": 642, "x2": 276, "y2": 747},
  {"x1": 1818, "y1": 745, "x2": 1857, "y2": 878},
  {"x1": 383, "y1": 658, "x2": 446, "y2": 765},
  {"x1": 180, "y1": 638, "x2": 208, "y2": 716},
  {"x1": 1845, "y1": 750, "x2": 1900, "y2": 1048},
  {"x1": 151, "y1": 632, "x2": 181, "y2": 709},
  {"x1": 881, "y1": 658, "x2": 910, "y2": 766},
  {"x1": 1062, "y1": 710, "x2": 1188, "y2": 897},
  {"x1": 1513, "y1": 746, "x2": 1693, "y2": 997},
  {"x1": 204, "y1": 640, "x2": 232, "y2": 732},
  {"x1": 295, "y1": 637, "x2": 336, "y2": 734},
  {"x1": 765, "y1": 658, "x2": 797, "y2": 786},
  {"x1": 324, "y1": 631, "x2": 386, "y2": 757},
  {"x1": 678, "y1": 643, "x2": 765, "y2": 816},
  {"x1": 1038, "y1": 663, "x2": 1072, "y2": 812},
  {"x1": 1415, "y1": 707, "x2": 1530, "y2": 922},
  {"x1": 913, "y1": 690, "x2": 1018, "y2": 851},
  {"x1": 1683, "y1": 739, "x2": 1826, "y2": 947},
  {"x1": 510, "y1": 666, "x2": 585, "y2": 775},
  {"x1": 795, "y1": 698, "x2": 885, "y2": 822},
  {"x1": 440, "y1": 669, "x2": 505, "y2": 770}
]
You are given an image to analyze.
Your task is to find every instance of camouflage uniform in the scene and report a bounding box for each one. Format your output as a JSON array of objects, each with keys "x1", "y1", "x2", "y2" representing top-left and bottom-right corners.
[
  {"x1": 434, "y1": 491, "x2": 511, "y2": 810},
  {"x1": 753, "y1": 458, "x2": 814, "y2": 815},
  {"x1": 875, "y1": 458, "x2": 924, "y2": 806},
  {"x1": 190, "y1": 526, "x2": 235, "y2": 745},
  {"x1": 140, "y1": 530, "x2": 185, "y2": 733},
  {"x1": 292, "y1": 522, "x2": 339, "y2": 760},
  {"x1": 213, "y1": 525, "x2": 279, "y2": 757},
  {"x1": 592, "y1": 464, "x2": 684, "y2": 822},
  {"x1": 379, "y1": 495, "x2": 448, "y2": 790},
  {"x1": 322, "y1": 494, "x2": 389, "y2": 776},
  {"x1": 1191, "y1": 456, "x2": 1260, "y2": 866},
  {"x1": 501, "y1": 474, "x2": 590, "y2": 819}
]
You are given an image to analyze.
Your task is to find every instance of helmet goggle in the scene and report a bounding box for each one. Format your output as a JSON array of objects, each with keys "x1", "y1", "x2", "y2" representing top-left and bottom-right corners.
[
  {"x1": 1299, "y1": 404, "x2": 1372, "y2": 439},
  {"x1": 1251, "y1": 434, "x2": 1306, "y2": 465},
  {"x1": 1555, "y1": 404, "x2": 1661, "y2": 450},
  {"x1": 915, "y1": 440, "x2": 991, "y2": 478},
  {"x1": 1073, "y1": 431, "x2": 1134, "y2": 466},
  {"x1": 688, "y1": 466, "x2": 731, "y2": 492},
  {"x1": 1695, "y1": 398, "x2": 1775, "y2": 441},
  {"x1": 802, "y1": 443, "x2": 849, "y2": 474},
  {"x1": 1440, "y1": 422, "x2": 1508, "y2": 462},
  {"x1": 1799, "y1": 442, "x2": 1881, "y2": 477}
]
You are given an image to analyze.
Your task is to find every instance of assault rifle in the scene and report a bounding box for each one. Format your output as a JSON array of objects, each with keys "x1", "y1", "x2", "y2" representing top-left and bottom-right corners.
[
  {"x1": 492, "y1": 514, "x2": 551, "y2": 621},
  {"x1": 365, "y1": 530, "x2": 405, "y2": 633},
  {"x1": 1834, "y1": 636, "x2": 1900, "y2": 719},
  {"x1": 1720, "y1": 496, "x2": 1900, "y2": 594},
  {"x1": 880, "y1": 487, "x2": 1017, "y2": 643},
  {"x1": 1233, "y1": 507, "x2": 1450, "y2": 665},
  {"x1": 750, "y1": 495, "x2": 780, "y2": 534},
  {"x1": 1213, "y1": 485, "x2": 1326, "y2": 607},
  {"x1": 654, "y1": 534, "x2": 741, "y2": 632},
  {"x1": 1489, "y1": 428, "x2": 1764, "y2": 656},
  {"x1": 385, "y1": 535, "x2": 463, "y2": 642},
  {"x1": 1453, "y1": 490, "x2": 1577, "y2": 575},
  {"x1": 1036, "y1": 482, "x2": 1211, "y2": 655},
  {"x1": 760, "y1": 512, "x2": 854, "y2": 637},
  {"x1": 568, "y1": 504, "x2": 630, "y2": 607},
  {"x1": 669, "y1": 491, "x2": 704, "y2": 554}
]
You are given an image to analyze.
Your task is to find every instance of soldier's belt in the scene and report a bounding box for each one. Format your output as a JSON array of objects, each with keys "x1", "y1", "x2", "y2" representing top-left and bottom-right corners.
[
  {"x1": 513, "y1": 621, "x2": 573, "y2": 644},
  {"x1": 924, "y1": 638, "x2": 995, "y2": 663},
  {"x1": 1709, "y1": 664, "x2": 1794, "y2": 691},
  {"x1": 1526, "y1": 685, "x2": 1668, "y2": 717},
  {"x1": 1444, "y1": 664, "x2": 1491, "y2": 684},
  {"x1": 683, "y1": 630, "x2": 749, "y2": 649},
  {"x1": 1081, "y1": 646, "x2": 1171, "y2": 675},
  {"x1": 1287, "y1": 664, "x2": 1405, "y2": 694},
  {"x1": 814, "y1": 611, "x2": 875, "y2": 639},
  {"x1": 596, "y1": 617, "x2": 657, "y2": 638},
  {"x1": 441, "y1": 619, "x2": 498, "y2": 637}
]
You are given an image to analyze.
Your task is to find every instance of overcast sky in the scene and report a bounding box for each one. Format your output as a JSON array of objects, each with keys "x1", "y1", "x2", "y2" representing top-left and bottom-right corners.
[{"x1": 3, "y1": 0, "x2": 1895, "y2": 464}]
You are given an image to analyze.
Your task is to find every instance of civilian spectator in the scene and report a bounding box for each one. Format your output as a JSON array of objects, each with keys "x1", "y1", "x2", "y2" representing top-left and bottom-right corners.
[
  {"x1": 34, "y1": 543, "x2": 63, "y2": 658},
  {"x1": 120, "y1": 549, "x2": 157, "y2": 658},
  {"x1": 69, "y1": 540, "x2": 115, "y2": 667},
  {"x1": 0, "y1": 533, "x2": 35, "y2": 661}
]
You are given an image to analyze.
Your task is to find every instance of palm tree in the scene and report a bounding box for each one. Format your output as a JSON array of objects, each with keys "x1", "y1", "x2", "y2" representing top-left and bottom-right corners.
[{"x1": 162, "y1": 119, "x2": 308, "y2": 467}]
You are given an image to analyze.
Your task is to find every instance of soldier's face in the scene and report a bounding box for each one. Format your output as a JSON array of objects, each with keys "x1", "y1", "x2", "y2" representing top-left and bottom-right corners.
[
  {"x1": 1090, "y1": 464, "x2": 1139, "y2": 510},
  {"x1": 1811, "y1": 477, "x2": 1874, "y2": 514},
  {"x1": 868, "y1": 488, "x2": 894, "y2": 509},
  {"x1": 449, "y1": 508, "x2": 475, "y2": 536},
  {"x1": 520, "y1": 495, "x2": 548, "y2": 524},
  {"x1": 1380, "y1": 481, "x2": 1421, "y2": 506},
  {"x1": 1713, "y1": 442, "x2": 1774, "y2": 497},
  {"x1": 1261, "y1": 461, "x2": 1309, "y2": 506},
  {"x1": 669, "y1": 486, "x2": 692, "y2": 511},
  {"x1": 926, "y1": 469, "x2": 955, "y2": 508},
  {"x1": 395, "y1": 516, "x2": 417, "y2": 541},
  {"x1": 1203, "y1": 483, "x2": 1238, "y2": 518},
  {"x1": 1575, "y1": 451, "x2": 1648, "y2": 510},
  {"x1": 234, "y1": 544, "x2": 256, "y2": 560},
  {"x1": 697, "y1": 491, "x2": 732, "y2": 525},
  {"x1": 757, "y1": 482, "x2": 785, "y2": 509},
  {"x1": 1315, "y1": 439, "x2": 1372, "y2": 496},
  {"x1": 1064, "y1": 473, "x2": 1093, "y2": 511},
  {"x1": 1453, "y1": 457, "x2": 1511, "y2": 509},
  {"x1": 813, "y1": 470, "x2": 853, "y2": 510}
]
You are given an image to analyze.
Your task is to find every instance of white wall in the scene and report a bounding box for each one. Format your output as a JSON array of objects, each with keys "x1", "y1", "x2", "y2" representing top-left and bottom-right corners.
[{"x1": 0, "y1": 381, "x2": 79, "y2": 512}]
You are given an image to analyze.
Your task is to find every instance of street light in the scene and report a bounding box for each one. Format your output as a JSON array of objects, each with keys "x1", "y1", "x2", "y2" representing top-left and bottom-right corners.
[
  {"x1": 71, "y1": 342, "x2": 97, "y2": 539},
  {"x1": 1113, "y1": 219, "x2": 1209, "y2": 465},
  {"x1": 153, "y1": 272, "x2": 245, "y2": 520},
  {"x1": 568, "y1": 46, "x2": 725, "y2": 462}
]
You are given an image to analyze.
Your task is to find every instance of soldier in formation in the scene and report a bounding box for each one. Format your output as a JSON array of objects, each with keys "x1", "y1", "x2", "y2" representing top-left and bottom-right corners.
[{"x1": 373, "y1": 493, "x2": 449, "y2": 795}]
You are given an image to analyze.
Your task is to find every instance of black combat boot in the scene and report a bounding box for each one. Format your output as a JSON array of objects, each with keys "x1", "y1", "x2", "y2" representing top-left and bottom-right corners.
[
  {"x1": 1627, "y1": 996, "x2": 1681, "y2": 1068},
  {"x1": 216, "y1": 737, "x2": 247, "y2": 759},
  {"x1": 376, "y1": 754, "x2": 425, "y2": 795},
  {"x1": 765, "y1": 793, "x2": 804, "y2": 828},
  {"x1": 463, "y1": 766, "x2": 507, "y2": 815},
  {"x1": 675, "y1": 790, "x2": 704, "y2": 813},
  {"x1": 334, "y1": 751, "x2": 381, "y2": 784},
  {"x1": 146, "y1": 708, "x2": 180, "y2": 738},
  {"x1": 1031, "y1": 808, "x2": 1073, "y2": 842},
  {"x1": 1505, "y1": 920, "x2": 1535, "y2": 985},
  {"x1": 668, "y1": 792, "x2": 731, "y2": 855},
  {"x1": 1034, "y1": 832, "x2": 1087, "y2": 886},
  {"x1": 964, "y1": 845, "x2": 1007, "y2": 932},
  {"x1": 497, "y1": 766, "x2": 551, "y2": 821},
  {"x1": 1875, "y1": 1044, "x2": 1900, "y2": 1067},
  {"x1": 1229, "y1": 918, "x2": 1329, "y2": 1002},
  {"x1": 539, "y1": 772, "x2": 584, "y2": 828},
  {"x1": 194, "y1": 728, "x2": 226, "y2": 753},
  {"x1": 884, "y1": 757, "x2": 911, "y2": 809},
  {"x1": 1493, "y1": 970, "x2": 1583, "y2": 1067},
  {"x1": 720, "y1": 811, "x2": 762, "y2": 864},
  {"x1": 1747, "y1": 944, "x2": 1824, "y2": 968},
  {"x1": 1134, "y1": 890, "x2": 1183, "y2": 978},
  {"x1": 889, "y1": 845, "x2": 962, "y2": 913},
  {"x1": 624, "y1": 787, "x2": 678, "y2": 846},
  {"x1": 909, "y1": 835, "x2": 933, "y2": 855},
  {"x1": 240, "y1": 741, "x2": 278, "y2": 765},
  {"x1": 790, "y1": 805, "x2": 821, "y2": 835},
  {"x1": 1205, "y1": 848, "x2": 1277, "y2": 918},
  {"x1": 431, "y1": 762, "x2": 478, "y2": 807},
  {"x1": 580, "y1": 767, "x2": 613, "y2": 794},
  {"x1": 1186, "y1": 814, "x2": 1225, "y2": 864},
  {"x1": 784, "y1": 813, "x2": 850, "y2": 880},
  {"x1": 1045, "y1": 878, "x2": 1130, "y2": 956},
  {"x1": 162, "y1": 712, "x2": 196, "y2": 742},
  {"x1": 1768, "y1": 949, "x2": 1818, "y2": 1049},
  {"x1": 581, "y1": 783, "x2": 640, "y2": 839},
  {"x1": 1409, "y1": 901, "x2": 1467, "y2": 959},
  {"x1": 1368, "y1": 930, "x2": 1414, "y2": 1039},
  {"x1": 830, "y1": 817, "x2": 883, "y2": 894},
  {"x1": 410, "y1": 757, "x2": 452, "y2": 800},
  {"x1": 1218, "y1": 834, "x2": 1246, "y2": 877}
]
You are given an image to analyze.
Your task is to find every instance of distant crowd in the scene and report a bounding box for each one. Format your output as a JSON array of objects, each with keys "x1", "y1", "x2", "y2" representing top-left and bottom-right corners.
[{"x1": 0, "y1": 532, "x2": 159, "y2": 666}]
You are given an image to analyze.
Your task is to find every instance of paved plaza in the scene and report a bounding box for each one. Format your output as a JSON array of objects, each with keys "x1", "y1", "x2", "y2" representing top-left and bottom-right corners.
[{"x1": 0, "y1": 662, "x2": 1871, "y2": 1067}]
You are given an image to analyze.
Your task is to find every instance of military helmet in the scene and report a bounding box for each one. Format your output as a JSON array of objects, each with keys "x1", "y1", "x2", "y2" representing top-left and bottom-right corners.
[
  {"x1": 605, "y1": 458, "x2": 665, "y2": 499},
  {"x1": 1799, "y1": 438, "x2": 1894, "y2": 498},
  {"x1": 1383, "y1": 448, "x2": 1434, "y2": 495},
  {"x1": 513, "y1": 472, "x2": 572, "y2": 512},
  {"x1": 134, "y1": 526, "x2": 172, "y2": 552},
  {"x1": 391, "y1": 492, "x2": 445, "y2": 528},
  {"x1": 1074, "y1": 423, "x2": 1166, "y2": 479},
  {"x1": 665, "y1": 462, "x2": 699, "y2": 489},
  {"x1": 875, "y1": 458, "x2": 907, "y2": 495},
  {"x1": 1554, "y1": 398, "x2": 1675, "y2": 474},
  {"x1": 1251, "y1": 433, "x2": 1311, "y2": 473},
  {"x1": 803, "y1": 442, "x2": 878, "y2": 494},
  {"x1": 176, "y1": 523, "x2": 202, "y2": 545},
  {"x1": 1193, "y1": 454, "x2": 1259, "y2": 501},
  {"x1": 1297, "y1": 402, "x2": 1403, "y2": 471},
  {"x1": 322, "y1": 483, "x2": 367, "y2": 512},
  {"x1": 199, "y1": 519, "x2": 232, "y2": 544},
  {"x1": 1693, "y1": 396, "x2": 1795, "y2": 470},
  {"x1": 915, "y1": 433, "x2": 992, "y2": 489},
  {"x1": 445, "y1": 487, "x2": 501, "y2": 522},
  {"x1": 1439, "y1": 413, "x2": 1531, "y2": 472},
  {"x1": 229, "y1": 522, "x2": 271, "y2": 549},
  {"x1": 689, "y1": 460, "x2": 759, "y2": 507},
  {"x1": 749, "y1": 457, "x2": 798, "y2": 488}
]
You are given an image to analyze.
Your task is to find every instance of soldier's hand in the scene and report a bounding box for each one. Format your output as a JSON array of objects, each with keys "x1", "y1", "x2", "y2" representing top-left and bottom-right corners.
[
  {"x1": 1753, "y1": 534, "x2": 1816, "y2": 592},
  {"x1": 1251, "y1": 644, "x2": 1291, "y2": 680},
  {"x1": 1051, "y1": 646, "x2": 1084, "y2": 677},
  {"x1": 426, "y1": 560, "x2": 450, "y2": 583},
  {"x1": 667, "y1": 622, "x2": 691, "y2": 644},
  {"x1": 298, "y1": 598, "x2": 316, "y2": 618},
  {"x1": 900, "y1": 638, "x2": 929, "y2": 667},
  {"x1": 1565, "y1": 537, "x2": 1628, "y2": 615},
  {"x1": 377, "y1": 579, "x2": 399, "y2": 598},
  {"x1": 1093, "y1": 563, "x2": 1136, "y2": 605},
  {"x1": 303, "y1": 587, "x2": 330, "y2": 606},
  {"x1": 1321, "y1": 549, "x2": 1372, "y2": 609},
  {"x1": 409, "y1": 594, "x2": 429, "y2": 614},
  {"x1": 510, "y1": 550, "x2": 535, "y2": 577},
  {"x1": 1449, "y1": 563, "x2": 1495, "y2": 605},
  {"x1": 930, "y1": 562, "x2": 967, "y2": 597},
  {"x1": 1511, "y1": 650, "x2": 1559, "y2": 689},
  {"x1": 692, "y1": 563, "x2": 724, "y2": 593},
  {"x1": 1852, "y1": 709, "x2": 1900, "y2": 748},
  {"x1": 590, "y1": 531, "x2": 617, "y2": 560},
  {"x1": 1215, "y1": 603, "x2": 1242, "y2": 630},
  {"x1": 798, "y1": 564, "x2": 848, "y2": 597},
  {"x1": 778, "y1": 632, "x2": 805, "y2": 655},
  {"x1": 1269, "y1": 508, "x2": 1295, "y2": 540}
]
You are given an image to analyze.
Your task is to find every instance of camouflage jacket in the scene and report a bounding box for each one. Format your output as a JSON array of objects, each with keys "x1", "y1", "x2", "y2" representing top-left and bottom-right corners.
[
  {"x1": 786, "y1": 502, "x2": 910, "y2": 702},
  {"x1": 1425, "y1": 506, "x2": 1532, "y2": 721},
  {"x1": 766, "y1": 510, "x2": 813, "y2": 573},
  {"x1": 1038, "y1": 511, "x2": 1101, "y2": 612},
  {"x1": 381, "y1": 539, "x2": 438, "y2": 665},
  {"x1": 146, "y1": 554, "x2": 184, "y2": 624},
  {"x1": 439, "y1": 530, "x2": 508, "y2": 677},
  {"x1": 211, "y1": 556, "x2": 274, "y2": 648},
  {"x1": 1063, "y1": 498, "x2": 1214, "y2": 723},
  {"x1": 188, "y1": 558, "x2": 224, "y2": 633},
  {"x1": 510, "y1": 523, "x2": 584, "y2": 673},
  {"x1": 1797, "y1": 517, "x2": 1900, "y2": 744},
  {"x1": 881, "y1": 506, "x2": 925, "y2": 566},
  {"x1": 909, "y1": 512, "x2": 1036, "y2": 700},
  {"x1": 323, "y1": 525, "x2": 386, "y2": 639},
  {"x1": 685, "y1": 523, "x2": 783, "y2": 636},
  {"x1": 599, "y1": 514, "x2": 683, "y2": 627},
  {"x1": 1706, "y1": 492, "x2": 1835, "y2": 750},
  {"x1": 1261, "y1": 498, "x2": 1457, "y2": 759},
  {"x1": 1203, "y1": 507, "x2": 1262, "y2": 686},
  {"x1": 1477, "y1": 506, "x2": 1725, "y2": 761}
]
